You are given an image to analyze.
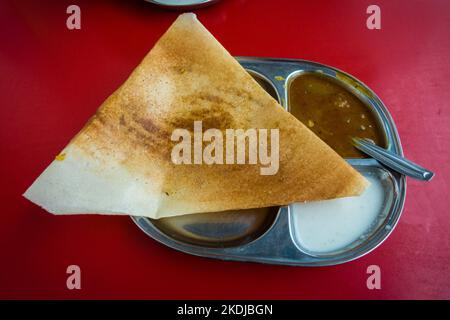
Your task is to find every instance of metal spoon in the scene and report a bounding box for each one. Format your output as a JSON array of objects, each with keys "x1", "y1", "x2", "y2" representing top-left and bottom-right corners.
[{"x1": 352, "y1": 137, "x2": 434, "y2": 181}]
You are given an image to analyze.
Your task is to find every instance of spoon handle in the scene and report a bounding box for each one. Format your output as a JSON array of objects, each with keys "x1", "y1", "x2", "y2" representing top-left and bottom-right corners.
[{"x1": 352, "y1": 138, "x2": 434, "y2": 181}]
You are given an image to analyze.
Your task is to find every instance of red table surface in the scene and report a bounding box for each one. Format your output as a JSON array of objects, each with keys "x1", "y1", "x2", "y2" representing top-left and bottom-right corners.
[{"x1": 1, "y1": 0, "x2": 449, "y2": 300}]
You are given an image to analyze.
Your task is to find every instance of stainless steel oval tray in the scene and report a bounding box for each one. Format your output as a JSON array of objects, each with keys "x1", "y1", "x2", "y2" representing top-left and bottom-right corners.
[{"x1": 131, "y1": 57, "x2": 407, "y2": 266}]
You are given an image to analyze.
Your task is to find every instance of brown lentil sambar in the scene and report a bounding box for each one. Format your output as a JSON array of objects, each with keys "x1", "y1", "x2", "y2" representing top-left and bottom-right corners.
[{"x1": 289, "y1": 73, "x2": 386, "y2": 158}]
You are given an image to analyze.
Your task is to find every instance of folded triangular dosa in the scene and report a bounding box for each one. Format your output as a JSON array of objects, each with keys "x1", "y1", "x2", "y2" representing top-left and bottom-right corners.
[{"x1": 24, "y1": 13, "x2": 368, "y2": 219}]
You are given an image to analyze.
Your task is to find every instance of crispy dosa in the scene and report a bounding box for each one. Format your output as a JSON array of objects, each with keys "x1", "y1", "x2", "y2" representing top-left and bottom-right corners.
[{"x1": 24, "y1": 13, "x2": 368, "y2": 219}]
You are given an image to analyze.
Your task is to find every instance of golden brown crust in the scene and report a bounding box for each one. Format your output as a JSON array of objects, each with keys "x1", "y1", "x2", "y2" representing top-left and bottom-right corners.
[{"x1": 68, "y1": 13, "x2": 368, "y2": 217}]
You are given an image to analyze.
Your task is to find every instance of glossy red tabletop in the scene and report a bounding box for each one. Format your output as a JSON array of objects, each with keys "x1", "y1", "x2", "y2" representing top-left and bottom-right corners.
[{"x1": 1, "y1": 0, "x2": 449, "y2": 299}]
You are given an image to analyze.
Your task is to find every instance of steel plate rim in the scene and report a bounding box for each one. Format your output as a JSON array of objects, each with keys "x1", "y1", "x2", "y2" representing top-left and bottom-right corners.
[{"x1": 144, "y1": 0, "x2": 220, "y2": 9}]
